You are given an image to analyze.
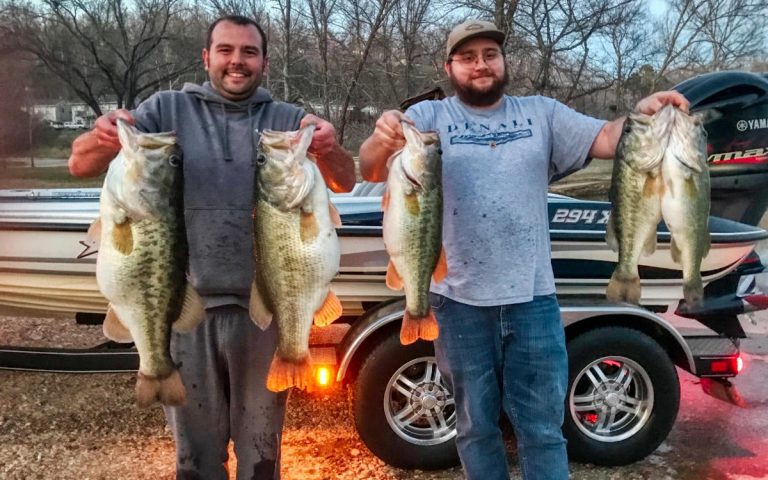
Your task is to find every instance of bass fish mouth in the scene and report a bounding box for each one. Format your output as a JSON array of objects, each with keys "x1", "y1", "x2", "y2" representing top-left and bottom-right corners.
[
  {"x1": 403, "y1": 167, "x2": 423, "y2": 190},
  {"x1": 400, "y1": 153, "x2": 425, "y2": 190}
]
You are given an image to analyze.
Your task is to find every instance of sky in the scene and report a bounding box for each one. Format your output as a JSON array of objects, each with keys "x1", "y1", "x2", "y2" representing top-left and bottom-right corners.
[{"x1": 648, "y1": 0, "x2": 668, "y2": 18}]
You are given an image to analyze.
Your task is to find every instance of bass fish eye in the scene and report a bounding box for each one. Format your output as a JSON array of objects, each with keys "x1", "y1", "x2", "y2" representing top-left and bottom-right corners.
[
  {"x1": 168, "y1": 154, "x2": 181, "y2": 167},
  {"x1": 256, "y1": 153, "x2": 267, "y2": 166}
]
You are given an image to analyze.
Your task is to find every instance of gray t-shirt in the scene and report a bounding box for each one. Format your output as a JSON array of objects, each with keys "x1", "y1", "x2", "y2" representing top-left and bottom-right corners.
[{"x1": 406, "y1": 95, "x2": 605, "y2": 306}]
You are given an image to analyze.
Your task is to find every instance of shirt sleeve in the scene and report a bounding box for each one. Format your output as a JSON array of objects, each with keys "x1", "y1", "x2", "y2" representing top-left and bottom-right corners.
[
  {"x1": 290, "y1": 106, "x2": 306, "y2": 130},
  {"x1": 404, "y1": 101, "x2": 437, "y2": 132},
  {"x1": 547, "y1": 98, "x2": 606, "y2": 180}
]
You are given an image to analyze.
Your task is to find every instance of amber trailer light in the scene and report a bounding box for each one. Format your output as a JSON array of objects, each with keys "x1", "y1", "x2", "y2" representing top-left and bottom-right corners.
[{"x1": 315, "y1": 366, "x2": 334, "y2": 387}]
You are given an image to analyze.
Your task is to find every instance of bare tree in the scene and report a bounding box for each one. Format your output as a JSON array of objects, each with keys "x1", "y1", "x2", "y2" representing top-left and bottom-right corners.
[
  {"x1": 452, "y1": 0, "x2": 520, "y2": 41},
  {"x1": 304, "y1": 0, "x2": 338, "y2": 119},
  {"x1": 650, "y1": 0, "x2": 709, "y2": 90},
  {"x1": 0, "y1": 0, "x2": 201, "y2": 114},
  {"x1": 602, "y1": 2, "x2": 650, "y2": 114},
  {"x1": 691, "y1": 0, "x2": 767, "y2": 71},
  {"x1": 393, "y1": 0, "x2": 433, "y2": 97},
  {"x1": 204, "y1": 0, "x2": 269, "y2": 21},
  {"x1": 273, "y1": 0, "x2": 294, "y2": 101},
  {"x1": 511, "y1": 0, "x2": 632, "y2": 101},
  {"x1": 335, "y1": 0, "x2": 396, "y2": 144}
]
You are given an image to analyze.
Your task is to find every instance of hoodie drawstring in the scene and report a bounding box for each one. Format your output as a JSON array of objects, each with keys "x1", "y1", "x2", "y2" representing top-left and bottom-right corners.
[
  {"x1": 214, "y1": 102, "x2": 259, "y2": 164},
  {"x1": 183, "y1": 82, "x2": 271, "y2": 164},
  {"x1": 249, "y1": 106, "x2": 257, "y2": 166},
  {"x1": 219, "y1": 103, "x2": 232, "y2": 162}
]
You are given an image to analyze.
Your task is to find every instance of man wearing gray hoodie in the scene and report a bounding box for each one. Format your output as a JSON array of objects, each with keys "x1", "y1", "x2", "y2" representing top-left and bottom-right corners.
[{"x1": 69, "y1": 15, "x2": 355, "y2": 480}]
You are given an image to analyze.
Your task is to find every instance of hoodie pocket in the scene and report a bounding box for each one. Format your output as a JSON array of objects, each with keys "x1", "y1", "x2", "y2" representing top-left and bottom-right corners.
[{"x1": 184, "y1": 207, "x2": 254, "y2": 297}]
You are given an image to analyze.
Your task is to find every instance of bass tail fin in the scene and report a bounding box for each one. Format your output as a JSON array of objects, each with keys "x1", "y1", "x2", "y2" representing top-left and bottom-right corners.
[
  {"x1": 135, "y1": 369, "x2": 186, "y2": 408},
  {"x1": 266, "y1": 355, "x2": 313, "y2": 392},
  {"x1": 683, "y1": 277, "x2": 704, "y2": 307},
  {"x1": 400, "y1": 309, "x2": 439, "y2": 345},
  {"x1": 605, "y1": 271, "x2": 641, "y2": 305}
]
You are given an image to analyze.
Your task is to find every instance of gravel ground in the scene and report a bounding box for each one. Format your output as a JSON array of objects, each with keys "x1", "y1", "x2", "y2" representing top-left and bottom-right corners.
[
  {"x1": 0, "y1": 311, "x2": 723, "y2": 480},
  {"x1": 0, "y1": 312, "x2": 466, "y2": 480}
]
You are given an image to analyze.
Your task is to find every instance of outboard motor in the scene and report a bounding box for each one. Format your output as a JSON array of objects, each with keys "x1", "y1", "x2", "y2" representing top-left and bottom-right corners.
[
  {"x1": 674, "y1": 71, "x2": 768, "y2": 226},
  {"x1": 673, "y1": 71, "x2": 768, "y2": 336}
]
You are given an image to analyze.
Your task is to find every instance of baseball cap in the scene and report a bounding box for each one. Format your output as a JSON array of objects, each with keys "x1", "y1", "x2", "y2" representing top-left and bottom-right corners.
[{"x1": 446, "y1": 20, "x2": 505, "y2": 57}]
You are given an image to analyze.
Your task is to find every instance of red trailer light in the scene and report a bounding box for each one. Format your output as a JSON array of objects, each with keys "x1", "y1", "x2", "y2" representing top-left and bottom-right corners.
[
  {"x1": 745, "y1": 294, "x2": 768, "y2": 310},
  {"x1": 709, "y1": 357, "x2": 743, "y2": 375},
  {"x1": 710, "y1": 360, "x2": 729, "y2": 373}
]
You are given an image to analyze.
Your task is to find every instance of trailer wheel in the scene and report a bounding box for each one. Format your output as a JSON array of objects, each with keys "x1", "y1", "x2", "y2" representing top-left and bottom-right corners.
[
  {"x1": 352, "y1": 330, "x2": 460, "y2": 470},
  {"x1": 563, "y1": 326, "x2": 680, "y2": 466}
]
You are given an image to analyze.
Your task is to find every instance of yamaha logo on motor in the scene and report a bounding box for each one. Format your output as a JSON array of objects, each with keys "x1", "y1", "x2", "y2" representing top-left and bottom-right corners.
[{"x1": 737, "y1": 118, "x2": 768, "y2": 131}]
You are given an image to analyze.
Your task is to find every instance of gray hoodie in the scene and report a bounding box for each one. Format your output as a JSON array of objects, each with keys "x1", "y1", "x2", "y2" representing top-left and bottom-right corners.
[{"x1": 133, "y1": 82, "x2": 305, "y2": 309}]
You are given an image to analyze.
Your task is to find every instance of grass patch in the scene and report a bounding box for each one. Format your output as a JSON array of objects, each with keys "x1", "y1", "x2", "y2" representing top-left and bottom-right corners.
[{"x1": 0, "y1": 166, "x2": 104, "y2": 189}]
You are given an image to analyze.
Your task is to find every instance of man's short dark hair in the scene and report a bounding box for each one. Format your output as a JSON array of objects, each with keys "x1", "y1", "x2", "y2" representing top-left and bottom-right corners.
[{"x1": 206, "y1": 15, "x2": 268, "y2": 57}]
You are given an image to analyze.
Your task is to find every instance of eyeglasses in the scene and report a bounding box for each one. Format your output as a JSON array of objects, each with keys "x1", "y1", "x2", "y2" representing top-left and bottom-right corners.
[{"x1": 449, "y1": 49, "x2": 503, "y2": 66}]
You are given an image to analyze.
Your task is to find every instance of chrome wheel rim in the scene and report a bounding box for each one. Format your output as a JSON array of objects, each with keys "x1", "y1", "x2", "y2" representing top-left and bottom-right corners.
[
  {"x1": 569, "y1": 356, "x2": 654, "y2": 442},
  {"x1": 384, "y1": 356, "x2": 457, "y2": 446}
]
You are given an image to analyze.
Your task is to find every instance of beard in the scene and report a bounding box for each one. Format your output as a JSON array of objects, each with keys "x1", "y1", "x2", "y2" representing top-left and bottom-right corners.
[{"x1": 449, "y1": 68, "x2": 510, "y2": 107}]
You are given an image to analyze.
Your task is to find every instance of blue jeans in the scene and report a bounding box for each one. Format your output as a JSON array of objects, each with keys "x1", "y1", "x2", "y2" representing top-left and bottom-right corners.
[{"x1": 431, "y1": 293, "x2": 569, "y2": 480}]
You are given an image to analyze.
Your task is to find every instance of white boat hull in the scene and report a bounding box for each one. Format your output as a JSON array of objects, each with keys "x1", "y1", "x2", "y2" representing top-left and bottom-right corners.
[{"x1": 0, "y1": 186, "x2": 765, "y2": 315}]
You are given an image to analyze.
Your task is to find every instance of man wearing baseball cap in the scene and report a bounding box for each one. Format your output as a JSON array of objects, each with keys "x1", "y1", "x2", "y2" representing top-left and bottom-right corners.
[{"x1": 359, "y1": 19, "x2": 688, "y2": 480}]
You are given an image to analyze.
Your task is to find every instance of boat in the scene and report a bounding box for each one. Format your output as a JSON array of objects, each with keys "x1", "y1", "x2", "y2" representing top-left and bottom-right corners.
[{"x1": 1, "y1": 181, "x2": 765, "y2": 317}]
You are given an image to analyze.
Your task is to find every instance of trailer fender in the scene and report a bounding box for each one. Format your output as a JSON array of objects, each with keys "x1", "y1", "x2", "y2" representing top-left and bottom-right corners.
[
  {"x1": 337, "y1": 300, "x2": 699, "y2": 382},
  {"x1": 560, "y1": 303, "x2": 697, "y2": 374},
  {"x1": 336, "y1": 298, "x2": 406, "y2": 382}
]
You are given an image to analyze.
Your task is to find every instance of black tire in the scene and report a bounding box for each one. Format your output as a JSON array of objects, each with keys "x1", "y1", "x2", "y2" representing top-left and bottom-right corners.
[
  {"x1": 352, "y1": 330, "x2": 460, "y2": 470},
  {"x1": 563, "y1": 326, "x2": 680, "y2": 466}
]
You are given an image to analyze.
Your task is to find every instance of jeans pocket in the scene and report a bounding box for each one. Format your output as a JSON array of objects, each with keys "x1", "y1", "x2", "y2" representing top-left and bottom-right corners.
[{"x1": 428, "y1": 293, "x2": 446, "y2": 310}]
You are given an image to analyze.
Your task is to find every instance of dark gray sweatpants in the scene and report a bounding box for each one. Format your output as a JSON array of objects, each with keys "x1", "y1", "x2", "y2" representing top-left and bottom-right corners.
[{"x1": 163, "y1": 305, "x2": 288, "y2": 480}]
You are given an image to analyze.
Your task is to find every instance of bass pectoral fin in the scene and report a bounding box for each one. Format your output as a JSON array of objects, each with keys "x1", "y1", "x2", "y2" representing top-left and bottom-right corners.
[
  {"x1": 77, "y1": 218, "x2": 102, "y2": 259},
  {"x1": 432, "y1": 246, "x2": 448, "y2": 283},
  {"x1": 702, "y1": 231, "x2": 711, "y2": 258},
  {"x1": 103, "y1": 305, "x2": 133, "y2": 343},
  {"x1": 386, "y1": 260, "x2": 404, "y2": 291},
  {"x1": 314, "y1": 290, "x2": 343, "y2": 327},
  {"x1": 605, "y1": 214, "x2": 619, "y2": 253},
  {"x1": 112, "y1": 219, "x2": 134, "y2": 255},
  {"x1": 300, "y1": 211, "x2": 320, "y2": 243},
  {"x1": 670, "y1": 236, "x2": 681, "y2": 264},
  {"x1": 328, "y1": 203, "x2": 342, "y2": 228},
  {"x1": 172, "y1": 284, "x2": 205, "y2": 333},
  {"x1": 381, "y1": 188, "x2": 391, "y2": 211},
  {"x1": 642, "y1": 229, "x2": 658, "y2": 256},
  {"x1": 249, "y1": 280, "x2": 273, "y2": 330}
]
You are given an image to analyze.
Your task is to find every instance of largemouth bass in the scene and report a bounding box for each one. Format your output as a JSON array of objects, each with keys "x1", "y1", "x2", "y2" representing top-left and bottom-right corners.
[
  {"x1": 250, "y1": 124, "x2": 343, "y2": 392},
  {"x1": 382, "y1": 121, "x2": 447, "y2": 345},
  {"x1": 92, "y1": 119, "x2": 204, "y2": 407},
  {"x1": 659, "y1": 104, "x2": 710, "y2": 308},
  {"x1": 606, "y1": 112, "x2": 667, "y2": 304}
]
